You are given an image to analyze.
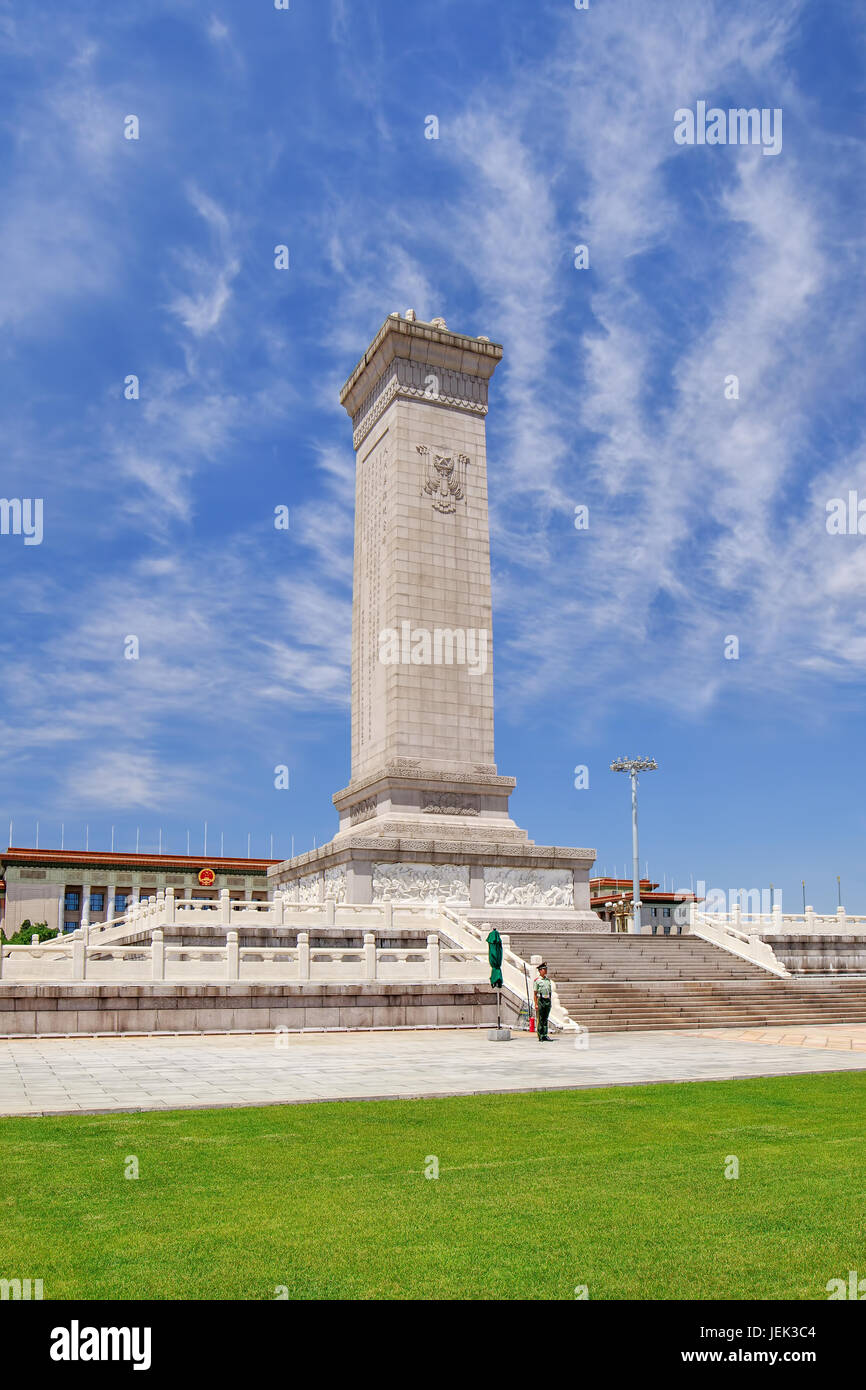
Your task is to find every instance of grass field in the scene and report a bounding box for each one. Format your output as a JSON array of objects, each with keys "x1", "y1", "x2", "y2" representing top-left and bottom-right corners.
[{"x1": 2, "y1": 1072, "x2": 865, "y2": 1300}]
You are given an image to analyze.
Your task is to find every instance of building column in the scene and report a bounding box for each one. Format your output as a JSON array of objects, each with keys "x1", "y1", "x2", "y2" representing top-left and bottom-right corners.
[
  {"x1": 469, "y1": 864, "x2": 485, "y2": 909},
  {"x1": 107, "y1": 882, "x2": 117, "y2": 921},
  {"x1": 81, "y1": 883, "x2": 91, "y2": 927},
  {"x1": 572, "y1": 869, "x2": 590, "y2": 912},
  {"x1": 346, "y1": 861, "x2": 372, "y2": 905}
]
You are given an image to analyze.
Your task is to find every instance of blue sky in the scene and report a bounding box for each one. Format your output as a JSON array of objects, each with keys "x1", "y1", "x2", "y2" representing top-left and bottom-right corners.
[{"x1": 1, "y1": 0, "x2": 865, "y2": 913}]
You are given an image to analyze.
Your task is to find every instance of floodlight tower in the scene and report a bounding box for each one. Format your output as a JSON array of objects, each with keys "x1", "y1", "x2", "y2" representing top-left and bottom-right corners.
[{"x1": 610, "y1": 756, "x2": 658, "y2": 934}]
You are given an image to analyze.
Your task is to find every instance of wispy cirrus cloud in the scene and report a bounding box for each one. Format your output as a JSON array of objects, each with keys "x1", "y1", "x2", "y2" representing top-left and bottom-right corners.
[{"x1": 168, "y1": 186, "x2": 242, "y2": 337}]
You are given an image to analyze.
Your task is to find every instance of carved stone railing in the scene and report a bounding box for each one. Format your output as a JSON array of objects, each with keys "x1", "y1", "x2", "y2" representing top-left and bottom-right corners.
[
  {"x1": 0, "y1": 926, "x2": 488, "y2": 985},
  {"x1": 688, "y1": 910, "x2": 790, "y2": 978},
  {"x1": 688, "y1": 900, "x2": 866, "y2": 949},
  {"x1": 689, "y1": 902, "x2": 866, "y2": 937},
  {"x1": 58, "y1": 891, "x2": 432, "y2": 947}
]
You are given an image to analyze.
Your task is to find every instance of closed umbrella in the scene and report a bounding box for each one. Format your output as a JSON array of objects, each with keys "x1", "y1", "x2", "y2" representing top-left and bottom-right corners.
[{"x1": 487, "y1": 928, "x2": 503, "y2": 1028}]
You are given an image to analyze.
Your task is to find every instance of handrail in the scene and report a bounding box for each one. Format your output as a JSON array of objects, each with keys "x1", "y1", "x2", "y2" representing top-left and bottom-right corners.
[
  {"x1": 687, "y1": 906, "x2": 789, "y2": 976},
  {"x1": 695, "y1": 905, "x2": 866, "y2": 936}
]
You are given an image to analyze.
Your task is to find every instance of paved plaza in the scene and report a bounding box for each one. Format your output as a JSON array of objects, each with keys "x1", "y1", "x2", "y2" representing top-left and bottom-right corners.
[
  {"x1": 1, "y1": 1024, "x2": 865, "y2": 1117},
  {"x1": 684, "y1": 1024, "x2": 866, "y2": 1051}
]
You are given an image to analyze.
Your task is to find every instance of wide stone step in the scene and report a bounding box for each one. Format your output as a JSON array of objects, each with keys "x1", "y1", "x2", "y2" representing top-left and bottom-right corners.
[
  {"x1": 564, "y1": 1002, "x2": 866, "y2": 1016},
  {"x1": 560, "y1": 995, "x2": 866, "y2": 1006},
  {"x1": 557, "y1": 980, "x2": 866, "y2": 991},
  {"x1": 509, "y1": 930, "x2": 866, "y2": 1029},
  {"x1": 558, "y1": 995, "x2": 866, "y2": 1009},
  {"x1": 560, "y1": 1004, "x2": 866, "y2": 1022},
  {"x1": 568, "y1": 1019, "x2": 866, "y2": 1028},
  {"x1": 558, "y1": 970, "x2": 765, "y2": 979},
  {"x1": 553, "y1": 966, "x2": 768, "y2": 975},
  {"x1": 564, "y1": 985, "x2": 866, "y2": 993},
  {"x1": 580, "y1": 1023, "x2": 866, "y2": 1033}
]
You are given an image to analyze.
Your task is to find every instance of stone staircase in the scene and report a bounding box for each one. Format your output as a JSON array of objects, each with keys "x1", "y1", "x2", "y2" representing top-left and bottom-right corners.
[{"x1": 515, "y1": 934, "x2": 866, "y2": 1032}]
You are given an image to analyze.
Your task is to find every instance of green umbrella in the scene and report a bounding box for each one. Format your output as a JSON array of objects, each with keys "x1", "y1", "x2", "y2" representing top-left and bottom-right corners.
[
  {"x1": 487, "y1": 928, "x2": 504, "y2": 1030},
  {"x1": 486, "y1": 928, "x2": 503, "y2": 989}
]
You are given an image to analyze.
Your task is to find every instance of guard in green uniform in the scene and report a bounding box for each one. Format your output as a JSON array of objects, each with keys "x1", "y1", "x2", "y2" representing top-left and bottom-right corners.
[{"x1": 534, "y1": 963, "x2": 553, "y2": 1042}]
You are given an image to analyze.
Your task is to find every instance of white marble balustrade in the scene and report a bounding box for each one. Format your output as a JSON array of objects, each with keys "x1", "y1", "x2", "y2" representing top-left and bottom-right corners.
[{"x1": 0, "y1": 929, "x2": 489, "y2": 985}]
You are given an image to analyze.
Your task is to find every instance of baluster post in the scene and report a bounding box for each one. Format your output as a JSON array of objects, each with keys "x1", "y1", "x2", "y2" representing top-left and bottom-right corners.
[
  {"x1": 364, "y1": 932, "x2": 377, "y2": 980},
  {"x1": 151, "y1": 928, "x2": 165, "y2": 981}
]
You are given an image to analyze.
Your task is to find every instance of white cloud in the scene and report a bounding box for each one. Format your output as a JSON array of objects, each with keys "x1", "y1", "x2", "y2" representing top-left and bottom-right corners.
[
  {"x1": 168, "y1": 187, "x2": 241, "y2": 337},
  {"x1": 63, "y1": 751, "x2": 194, "y2": 812},
  {"x1": 0, "y1": 521, "x2": 351, "y2": 811}
]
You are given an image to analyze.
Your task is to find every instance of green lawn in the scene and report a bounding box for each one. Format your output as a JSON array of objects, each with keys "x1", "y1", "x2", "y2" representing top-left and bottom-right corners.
[{"x1": 3, "y1": 1072, "x2": 864, "y2": 1300}]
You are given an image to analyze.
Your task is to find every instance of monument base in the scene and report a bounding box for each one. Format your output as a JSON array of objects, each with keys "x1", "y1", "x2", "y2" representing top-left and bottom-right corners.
[{"x1": 268, "y1": 829, "x2": 601, "y2": 931}]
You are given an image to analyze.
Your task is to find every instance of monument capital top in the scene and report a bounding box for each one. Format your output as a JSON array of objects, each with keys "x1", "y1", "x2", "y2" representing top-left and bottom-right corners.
[{"x1": 339, "y1": 311, "x2": 503, "y2": 419}]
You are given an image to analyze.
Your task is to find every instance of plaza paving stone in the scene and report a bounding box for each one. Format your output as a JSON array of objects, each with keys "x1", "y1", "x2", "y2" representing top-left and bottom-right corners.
[
  {"x1": 0, "y1": 1025, "x2": 865, "y2": 1116},
  {"x1": 683, "y1": 1023, "x2": 866, "y2": 1050}
]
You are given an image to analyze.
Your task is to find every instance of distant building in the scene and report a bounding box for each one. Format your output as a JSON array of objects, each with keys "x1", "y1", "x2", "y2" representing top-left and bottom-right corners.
[
  {"x1": 0, "y1": 847, "x2": 277, "y2": 938},
  {"x1": 590, "y1": 877, "x2": 699, "y2": 934}
]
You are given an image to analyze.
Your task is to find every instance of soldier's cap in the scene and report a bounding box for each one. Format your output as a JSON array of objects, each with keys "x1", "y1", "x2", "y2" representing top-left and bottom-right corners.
[{"x1": 538, "y1": 962, "x2": 547, "y2": 970}]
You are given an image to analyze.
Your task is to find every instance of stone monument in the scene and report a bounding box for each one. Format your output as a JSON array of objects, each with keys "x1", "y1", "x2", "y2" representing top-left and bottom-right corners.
[{"x1": 269, "y1": 312, "x2": 599, "y2": 930}]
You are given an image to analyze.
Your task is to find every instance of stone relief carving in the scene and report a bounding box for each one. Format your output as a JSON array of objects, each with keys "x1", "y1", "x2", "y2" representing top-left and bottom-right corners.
[
  {"x1": 372, "y1": 862, "x2": 470, "y2": 904},
  {"x1": 417, "y1": 445, "x2": 469, "y2": 514},
  {"x1": 298, "y1": 873, "x2": 323, "y2": 905},
  {"x1": 484, "y1": 867, "x2": 574, "y2": 908},
  {"x1": 349, "y1": 796, "x2": 377, "y2": 825},
  {"x1": 324, "y1": 867, "x2": 347, "y2": 903},
  {"x1": 422, "y1": 792, "x2": 479, "y2": 816}
]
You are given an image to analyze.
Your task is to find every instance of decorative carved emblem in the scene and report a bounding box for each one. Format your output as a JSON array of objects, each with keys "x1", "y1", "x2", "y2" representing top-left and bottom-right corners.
[
  {"x1": 349, "y1": 796, "x2": 377, "y2": 825},
  {"x1": 417, "y1": 446, "x2": 469, "y2": 513},
  {"x1": 422, "y1": 792, "x2": 479, "y2": 816}
]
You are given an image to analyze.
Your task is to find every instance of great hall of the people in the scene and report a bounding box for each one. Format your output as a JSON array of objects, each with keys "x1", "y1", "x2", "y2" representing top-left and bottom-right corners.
[{"x1": 0, "y1": 847, "x2": 275, "y2": 938}]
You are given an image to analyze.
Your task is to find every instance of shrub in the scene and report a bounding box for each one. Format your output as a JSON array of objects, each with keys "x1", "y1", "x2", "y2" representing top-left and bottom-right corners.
[{"x1": 3, "y1": 920, "x2": 58, "y2": 945}]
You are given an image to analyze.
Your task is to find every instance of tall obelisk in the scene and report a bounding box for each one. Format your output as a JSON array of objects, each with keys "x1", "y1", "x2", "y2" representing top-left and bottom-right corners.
[
  {"x1": 270, "y1": 311, "x2": 597, "y2": 926},
  {"x1": 333, "y1": 311, "x2": 522, "y2": 842}
]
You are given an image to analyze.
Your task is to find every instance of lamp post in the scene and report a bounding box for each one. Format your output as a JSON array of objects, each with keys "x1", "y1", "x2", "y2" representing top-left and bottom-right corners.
[
  {"x1": 610, "y1": 756, "x2": 658, "y2": 935},
  {"x1": 604, "y1": 897, "x2": 630, "y2": 933}
]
